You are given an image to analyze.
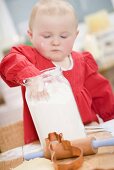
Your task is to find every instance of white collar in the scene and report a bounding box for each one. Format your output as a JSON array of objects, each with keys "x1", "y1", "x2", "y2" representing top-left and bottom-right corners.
[{"x1": 52, "y1": 55, "x2": 73, "y2": 71}]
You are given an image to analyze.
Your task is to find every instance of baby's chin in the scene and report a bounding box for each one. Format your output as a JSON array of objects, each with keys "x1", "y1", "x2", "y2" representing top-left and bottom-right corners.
[{"x1": 46, "y1": 55, "x2": 67, "y2": 62}]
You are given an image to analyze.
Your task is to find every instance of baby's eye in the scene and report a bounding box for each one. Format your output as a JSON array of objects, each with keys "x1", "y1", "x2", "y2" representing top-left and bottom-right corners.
[
  {"x1": 43, "y1": 35, "x2": 51, "y2": 38},
  {"x1": 60, "y1": 35, "x2": 68, "y2": 39}
]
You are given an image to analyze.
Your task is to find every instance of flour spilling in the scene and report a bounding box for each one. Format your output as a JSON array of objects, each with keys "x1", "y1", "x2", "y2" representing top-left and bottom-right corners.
[{"x1": 25, "y1": 68, "x2": 86, "y2": 147}]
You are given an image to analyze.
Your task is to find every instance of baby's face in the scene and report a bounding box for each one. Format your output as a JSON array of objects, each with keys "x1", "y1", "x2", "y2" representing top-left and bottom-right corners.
[{"x1": 29, "y1": 13, "x2": 78, "y2": 62}]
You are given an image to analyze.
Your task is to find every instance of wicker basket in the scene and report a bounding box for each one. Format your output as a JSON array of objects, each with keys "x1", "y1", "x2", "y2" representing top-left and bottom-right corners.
[{"x1": 0, "y1": 121, "x2": 24, "y2": 153}]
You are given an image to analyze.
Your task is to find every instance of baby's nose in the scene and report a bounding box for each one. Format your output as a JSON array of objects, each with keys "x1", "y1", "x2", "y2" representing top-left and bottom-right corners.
[{"x1": 51, "y1": 37, "x2": 60, "y2": 46}]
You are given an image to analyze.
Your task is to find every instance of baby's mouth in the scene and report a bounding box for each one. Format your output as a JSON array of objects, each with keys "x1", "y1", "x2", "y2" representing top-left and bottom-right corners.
[{"x1": 51, "y1": 49, "x2": 61, "y2": 52}]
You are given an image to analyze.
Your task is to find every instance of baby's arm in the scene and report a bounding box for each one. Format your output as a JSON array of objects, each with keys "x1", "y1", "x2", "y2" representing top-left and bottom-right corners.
[
  {"x1": 0, "y1": 53, "x2": 40, "y2": 86},
  {"x1": 83, "y1": 52, "x2": 114, "y2": 122},
  {"x1": 0, "y1": 47, "x2": 48, "y2": 99},
  {"x1": 86, "y1": 72, "x2": 114, "y2": 121}
]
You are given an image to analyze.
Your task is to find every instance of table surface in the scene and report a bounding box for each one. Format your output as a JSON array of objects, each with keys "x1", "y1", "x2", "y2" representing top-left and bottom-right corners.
[{"x1": 78, "y1": 131, "x2": 114, "y2": 170}]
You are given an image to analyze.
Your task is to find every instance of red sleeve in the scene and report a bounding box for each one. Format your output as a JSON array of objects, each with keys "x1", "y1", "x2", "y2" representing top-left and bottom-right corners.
[
  {"x1": 0, "y1": 46, "x2": 40, "y2": 87},
  {"x1": 83, "y1": 52, "x2": 114, "y2": 121}
]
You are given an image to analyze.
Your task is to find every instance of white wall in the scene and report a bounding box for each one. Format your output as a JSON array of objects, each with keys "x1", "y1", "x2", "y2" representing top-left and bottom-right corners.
[{"x1": 0, "y1": 0, "x2": 19, "y2": 59}]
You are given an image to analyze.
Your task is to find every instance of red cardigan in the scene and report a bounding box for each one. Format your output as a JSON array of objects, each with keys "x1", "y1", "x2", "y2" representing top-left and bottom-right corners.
[{"x1": 1, "y1": 45, "x2": 114, "y2": 144}]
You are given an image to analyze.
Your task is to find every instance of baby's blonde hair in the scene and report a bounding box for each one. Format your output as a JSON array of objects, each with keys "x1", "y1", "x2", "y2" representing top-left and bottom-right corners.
[{"x1": 29, "y1": 0, "x2": 78, "y2": 31}]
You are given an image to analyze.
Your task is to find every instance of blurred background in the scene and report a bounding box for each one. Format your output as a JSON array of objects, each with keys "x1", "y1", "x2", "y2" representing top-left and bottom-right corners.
[{"x1": 0, "y1": 0, "x2": 114, "y2": 126}]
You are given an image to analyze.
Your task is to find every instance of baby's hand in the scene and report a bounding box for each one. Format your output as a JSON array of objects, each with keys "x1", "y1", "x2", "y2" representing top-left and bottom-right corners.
[{"x1": 25, "y1": 76, "x2": 49, "y2": 100}]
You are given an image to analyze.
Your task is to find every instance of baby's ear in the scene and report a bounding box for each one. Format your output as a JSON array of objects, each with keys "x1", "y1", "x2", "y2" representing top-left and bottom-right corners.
[
  {"x1": 27, "y1": 30, "x2": 33, "y2": 40},
  {"x1": 76, "y1": 30, "x2": 79, "y2": 37}
]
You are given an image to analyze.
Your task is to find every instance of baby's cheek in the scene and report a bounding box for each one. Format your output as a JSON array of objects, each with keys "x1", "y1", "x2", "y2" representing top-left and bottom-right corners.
[
  {"x1": 41, "y1": 42, "x2": 44, "y2": 48},
  {"x1": 36, "y1": 41, "x2": 45, "y2": 51},
  {"x1": 40, "y1": 42, "x2": 49, "y2": 50},
  {"x1": 63, "y1": 40, "x2": 74, "y2": 51}
]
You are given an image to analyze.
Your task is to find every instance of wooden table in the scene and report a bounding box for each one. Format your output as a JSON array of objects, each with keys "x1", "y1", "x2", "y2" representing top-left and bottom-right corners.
[
  {"x1": 78, "y1": 131, "x2": 114, "y2": 170},
  {"x1": 1, "y1": 131, "x2": 114, "y2": 170}
]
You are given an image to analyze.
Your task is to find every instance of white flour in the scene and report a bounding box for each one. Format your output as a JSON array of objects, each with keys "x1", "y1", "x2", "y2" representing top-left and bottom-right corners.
[{"x1": 13, "y1": 158, "x2": 54, "y2": 170}]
